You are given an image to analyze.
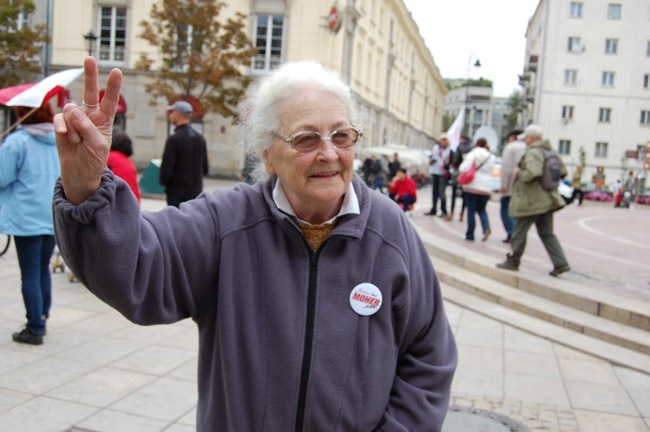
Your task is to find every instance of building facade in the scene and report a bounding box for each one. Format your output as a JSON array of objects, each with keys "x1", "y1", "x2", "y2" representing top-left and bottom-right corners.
[
  {"x1": 443, "y1": 83, "x2": 510, "y2": 146},
  {"x1": 519, "y1": 0, "x2": 650, "y2": 185},
  {"x1": 10, "y1": 0, "x2": 447, "y2": 177}
]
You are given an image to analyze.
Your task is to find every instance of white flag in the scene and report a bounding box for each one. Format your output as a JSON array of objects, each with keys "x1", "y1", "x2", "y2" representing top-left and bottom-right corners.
[{"x1": 446, "y1": 106, "x2": 465, "y2": 152}]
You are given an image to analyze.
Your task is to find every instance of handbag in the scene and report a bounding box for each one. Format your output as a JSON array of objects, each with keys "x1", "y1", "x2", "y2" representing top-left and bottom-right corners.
[
  {"x1": 457, "y1": 154, "x2": 491, "y2": 185},
  {"x1": 456, "y1": 162, "x2": 476, "y2": 185}
]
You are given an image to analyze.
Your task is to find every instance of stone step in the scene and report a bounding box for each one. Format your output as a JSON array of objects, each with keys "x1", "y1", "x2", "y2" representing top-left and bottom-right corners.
[
  {"x1": 434, "y1": 258, "x2": 650, "y2": 356},
  {"x1": 441, "y1": 283, "x2": 650, "y2": 375},
  {"x1": 413, "y1": 223, "x2": 650, "y2": 332}
]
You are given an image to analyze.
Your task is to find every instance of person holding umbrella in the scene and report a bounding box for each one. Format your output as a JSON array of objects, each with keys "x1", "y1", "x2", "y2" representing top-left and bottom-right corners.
[{"x1": 0, "y1": 103, "x2": 60, "y2": 345}]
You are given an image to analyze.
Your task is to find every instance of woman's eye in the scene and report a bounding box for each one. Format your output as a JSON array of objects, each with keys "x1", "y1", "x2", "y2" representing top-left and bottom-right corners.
[{"x1": 295, "y1": 134, "x2": 319, "y2": 145}]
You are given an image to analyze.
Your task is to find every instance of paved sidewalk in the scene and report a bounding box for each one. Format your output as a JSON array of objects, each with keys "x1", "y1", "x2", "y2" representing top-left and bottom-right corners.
[{"x1": 0, "y1": 178, "x2": 647, "y2": 432}]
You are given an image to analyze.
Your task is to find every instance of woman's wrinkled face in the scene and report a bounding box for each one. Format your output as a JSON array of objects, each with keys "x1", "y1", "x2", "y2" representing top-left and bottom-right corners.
[{"x1": 263, "y1": 89, "x2": 356, "y2": 223}]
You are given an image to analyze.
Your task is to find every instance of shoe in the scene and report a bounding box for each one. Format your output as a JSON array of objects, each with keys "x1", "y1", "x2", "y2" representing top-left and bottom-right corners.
[
  {"x1": 445, "y1": 212, "x2": 454, "y2": 221},
  {"x1": 12, "y1": 327, "x2": 43, "y2": 345},
  {"x1": 549, "y1": 265, "x2": 571, "y2": 277},
  {"x1": 482, "y1": 228, "x2": 491, "y2": 242},
  {"x1": 459, "y1": 212, "x2": 464, "y2": 222},
  {"x1": 439, "y1": 213, "x2": 448, "y2": 218},
  {"x1": 464, "y1": 237, "x2": 474, "y2": 241},
  {"x1": 424, "y1": 211, "x2": 436, "y2": 216},
  {"x1": 496, "y1": 256, "x2": 519, "y2": 271},
  {"x1": 502, "y1": 235, "x2": 511, "y2": 243}
]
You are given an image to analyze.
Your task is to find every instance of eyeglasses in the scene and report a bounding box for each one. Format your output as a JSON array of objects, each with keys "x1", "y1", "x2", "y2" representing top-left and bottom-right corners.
[{"x1": 271, "y1": 126, "x2": 363, "y2": 153}]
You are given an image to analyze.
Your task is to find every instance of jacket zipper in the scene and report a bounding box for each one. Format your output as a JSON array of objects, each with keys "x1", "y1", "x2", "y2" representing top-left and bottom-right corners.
[{"x1": 294, "y1": 248, "x2": 319, "y2": 432}]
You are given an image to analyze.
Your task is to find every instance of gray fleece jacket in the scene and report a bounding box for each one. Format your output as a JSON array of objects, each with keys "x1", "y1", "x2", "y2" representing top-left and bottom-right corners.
[{"x1": 53, "y1": 171, "x2": 457, "y2": 431}]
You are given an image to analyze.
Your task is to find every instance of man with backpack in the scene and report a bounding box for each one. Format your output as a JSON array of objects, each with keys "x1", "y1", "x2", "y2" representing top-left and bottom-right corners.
[{"x1": 496, "y1": 125, "x2": 571, "y2": 277}]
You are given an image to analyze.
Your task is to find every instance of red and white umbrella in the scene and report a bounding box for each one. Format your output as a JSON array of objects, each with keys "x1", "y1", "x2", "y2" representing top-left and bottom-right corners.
[{"x1": 0, "y1": 67, "x2": 84, "y2": 107}]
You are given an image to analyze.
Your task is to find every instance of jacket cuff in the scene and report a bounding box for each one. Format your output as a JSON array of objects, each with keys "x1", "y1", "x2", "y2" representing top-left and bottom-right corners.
[{"x1": 53, "y1": 169, "x2": 117, "y2": 224}]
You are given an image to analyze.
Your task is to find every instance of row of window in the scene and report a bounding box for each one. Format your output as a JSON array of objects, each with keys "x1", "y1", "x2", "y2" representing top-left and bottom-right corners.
[
  {"x1": 559, "y1": 141, "x2": 646, "y2": 161},
  {"x1": 560, "y1": 106, "x2": 650, "y2": 125},
  {"x1": 570, "y1": 2, "x2": 621, "y2": 20},
  {"x1": 558, "y1": 140, "x2": 610, "y2": 157},
  {"x1": 567, "y1": 37, "x2": 650, "y2": 56},
  {"x1": 563, "y1": 69, "x2": 650, "y2": 89},
  {"x1": 71, "y1": 6, "x2": 284, "y2": 70}
]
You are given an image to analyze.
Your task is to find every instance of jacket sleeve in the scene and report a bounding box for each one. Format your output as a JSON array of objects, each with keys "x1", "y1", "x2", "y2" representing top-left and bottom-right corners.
[
  {"x1": 379, "y1": 226, "x2": 457, "y2": 431},
  {"x1": 53, "y1": 169, "x2": 221, "y2": 325},
  {"x1": 202, "y1": 137, "x2": 209, "y2": 176},
  {"x1": 516, "y1": 147, "x2": 544, "y2": 184},
  {"x1": 0, "y1": 135, "x2": 23, "y2": 188},
  {"x1": 159, "y1": 136, "x2": 176, "y2": 186}
]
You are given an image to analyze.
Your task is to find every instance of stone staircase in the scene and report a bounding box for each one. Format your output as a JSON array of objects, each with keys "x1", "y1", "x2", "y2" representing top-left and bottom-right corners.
[{"x1": 412, "y1": 222, "x2": 650, "y2": 374}]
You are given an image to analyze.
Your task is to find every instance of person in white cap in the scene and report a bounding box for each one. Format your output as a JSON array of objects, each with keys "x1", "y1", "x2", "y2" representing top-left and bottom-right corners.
[
  {"x1": 159, "y1": 100, "x2": 209, "y2": 207},
  {"x1": 496, "y1": 124, "x2": 571, "y2": 276}
]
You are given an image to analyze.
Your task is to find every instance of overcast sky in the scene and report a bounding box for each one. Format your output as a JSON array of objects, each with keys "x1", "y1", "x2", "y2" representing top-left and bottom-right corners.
[{"x1": 401, "y1": 0, "x2": 540, "y2": 98}]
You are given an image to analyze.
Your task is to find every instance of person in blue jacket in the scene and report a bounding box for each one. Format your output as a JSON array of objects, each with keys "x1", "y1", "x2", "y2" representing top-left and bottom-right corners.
[
  {"x1": 0, "y1": 103, "x2": 60, "y2": 345},
  {"x1": 51, "y1": 57, "x2": 457, "y2": 431}
]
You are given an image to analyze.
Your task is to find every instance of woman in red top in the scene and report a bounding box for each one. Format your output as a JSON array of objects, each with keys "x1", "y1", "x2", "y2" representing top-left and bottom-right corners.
[
  {"x1": 107, "y1": 133, "x2": 141, "y2": 203},
  {"x1": 388, "y1": 168, "x2": 417, "y2": 212}
]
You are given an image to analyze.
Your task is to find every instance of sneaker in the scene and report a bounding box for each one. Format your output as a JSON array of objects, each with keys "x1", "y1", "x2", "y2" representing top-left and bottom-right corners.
[
  {"x1": 12, "y1": 327, "x2": 43, "y2": 345},
  {"x1": 482, "y1": 228, "x2": 491, "y2": 242},
  {"x1": 549, "y1": 265, "x2": 571, "y2": 277}
]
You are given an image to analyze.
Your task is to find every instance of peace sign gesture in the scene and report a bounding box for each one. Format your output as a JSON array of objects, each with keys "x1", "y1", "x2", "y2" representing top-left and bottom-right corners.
[{"x1": 53, "y1": 57, "x2": 123, "y2": 204}]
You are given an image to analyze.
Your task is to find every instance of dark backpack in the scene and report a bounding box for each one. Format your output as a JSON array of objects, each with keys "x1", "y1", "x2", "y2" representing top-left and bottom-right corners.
[{"x1": 536, "y1": 147, "x2": 562, "y2": 191}]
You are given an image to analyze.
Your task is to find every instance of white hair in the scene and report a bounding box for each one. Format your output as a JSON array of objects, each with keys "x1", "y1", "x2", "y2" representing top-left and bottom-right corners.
[{"x1": 235, "y1": 61, "x2": 358, "y2": 182}]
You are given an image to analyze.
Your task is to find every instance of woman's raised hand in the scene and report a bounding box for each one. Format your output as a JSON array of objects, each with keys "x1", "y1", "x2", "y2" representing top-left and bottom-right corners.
[{"x1": 53, "y1": 57, "x2": 123, "y2": 205}]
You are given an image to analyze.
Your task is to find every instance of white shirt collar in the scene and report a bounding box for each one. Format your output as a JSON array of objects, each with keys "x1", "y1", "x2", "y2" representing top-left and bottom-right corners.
[{"x1": 272, "y1": 178, "x2": 360, "y2": 225}]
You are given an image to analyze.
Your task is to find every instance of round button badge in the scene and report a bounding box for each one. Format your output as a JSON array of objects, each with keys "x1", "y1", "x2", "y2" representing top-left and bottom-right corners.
[{"x1": 349, "y1": 283, "x2": 383, "y2": 316}]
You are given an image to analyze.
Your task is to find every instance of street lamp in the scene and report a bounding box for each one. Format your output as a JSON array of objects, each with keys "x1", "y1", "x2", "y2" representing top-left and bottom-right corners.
[
  {"x1": 465, "y1": 54, "x2": 481, "y2": 136},
  {"x1": 83, "y1": 30, "x2": 98, "y2": 57}
]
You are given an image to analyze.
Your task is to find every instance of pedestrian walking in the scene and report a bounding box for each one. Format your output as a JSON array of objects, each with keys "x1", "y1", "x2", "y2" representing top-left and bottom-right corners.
[
  {"x1": 569, "y1": 164, "x2": 584, "y2": 205},
  {"x1": 458, "y1": 138, "x2": 496, "y2": 241},
  {"x1": 496, "y1": 125, "x2": 571, "y2": 276},
  {"x1": 499, "y1": 130, "x2": 526, "y2": 242}
]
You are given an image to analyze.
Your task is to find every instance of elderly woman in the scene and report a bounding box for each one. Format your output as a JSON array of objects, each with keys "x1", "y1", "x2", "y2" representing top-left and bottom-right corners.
[{"x1": 53, "y1": 57, "x2": 457, "y2": 431}]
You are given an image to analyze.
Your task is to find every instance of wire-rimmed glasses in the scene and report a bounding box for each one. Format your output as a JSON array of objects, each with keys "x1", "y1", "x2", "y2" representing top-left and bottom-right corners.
[{"x1": 271, "y1": 126, "x2": 363, "y2": 153}]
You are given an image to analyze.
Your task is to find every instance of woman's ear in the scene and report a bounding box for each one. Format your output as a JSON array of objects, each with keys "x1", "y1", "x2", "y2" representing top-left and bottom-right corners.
[{"x1": 262, "y1": 149, "x2": 275, "y2": 175}]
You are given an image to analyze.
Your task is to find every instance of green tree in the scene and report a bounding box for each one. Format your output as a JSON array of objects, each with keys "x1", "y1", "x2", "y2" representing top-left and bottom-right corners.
[
  {"x1": 136, "y1": 0, "x2": 258, "y2": 118},
  {"x1": 0, "y1": 0, "x2": 49, "y2": 87},
  {"x1": 505, "y1": 90, "x2": 523, "y2": 133}
]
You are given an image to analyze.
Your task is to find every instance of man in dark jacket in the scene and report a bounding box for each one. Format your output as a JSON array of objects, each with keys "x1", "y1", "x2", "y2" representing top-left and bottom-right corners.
[
  {"x1": 160, "y1": 100, "x2": 209, "y2": 207},
  {"x1": 496, "y1": 125, "x2": 570, "y2": 276}
]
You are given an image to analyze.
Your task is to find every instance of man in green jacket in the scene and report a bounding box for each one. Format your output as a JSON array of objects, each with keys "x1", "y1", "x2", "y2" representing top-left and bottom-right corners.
[{"x1": 496, "y1": 125, "x2": 571, "y2": 276}]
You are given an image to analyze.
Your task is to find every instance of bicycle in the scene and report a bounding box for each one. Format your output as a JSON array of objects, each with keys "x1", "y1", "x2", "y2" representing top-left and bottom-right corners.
[{"x1": 0, "y1": 233, "x2": 11, "y2": 257}]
